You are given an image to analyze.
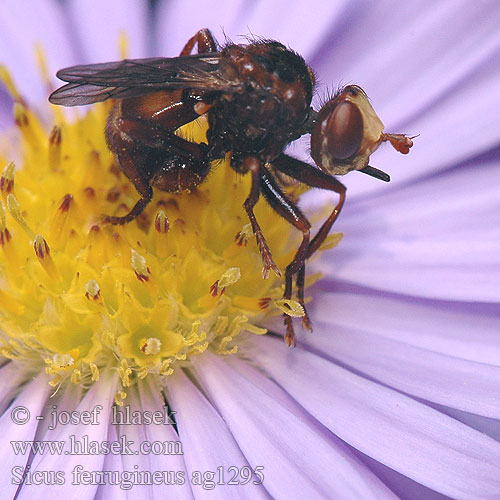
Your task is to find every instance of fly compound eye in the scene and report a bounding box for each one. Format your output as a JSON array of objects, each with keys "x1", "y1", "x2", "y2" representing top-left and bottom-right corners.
[
  {"x1": 310, "y1": 96, "x2": 366, "y2": 173},
  {"x1": 326, "y1": 101, "x2": 363, "y2": 160}
]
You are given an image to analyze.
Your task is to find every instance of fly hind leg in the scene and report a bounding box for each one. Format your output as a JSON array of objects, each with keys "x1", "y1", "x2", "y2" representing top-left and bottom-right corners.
[
  {"x1": 103, "y1": 100, "x2": 209, "y2": 225},
  {"x1": 180, "y1": 29, "x2": 218, "y2": 55},
  {"x1": 259, "y1": 165, "x2": 311, "y2": 347},
  {"x1": 271, "y1": 153, "x2": 346, "y2": 335}
]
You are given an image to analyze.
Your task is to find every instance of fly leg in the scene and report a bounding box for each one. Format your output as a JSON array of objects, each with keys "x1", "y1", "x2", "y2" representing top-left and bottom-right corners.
[
  {"x1": 259, "y1": 165, "x2": 311, "y2": 347},
  {"x1": 271, "y1": 153, "x2": 346, "y2": 332},
  {"x1": 180, "y1": 29, "x2": 218, "y2": 55},
  {"x1": 240, "y1": 156, "x2": 282, "y2": 280}
]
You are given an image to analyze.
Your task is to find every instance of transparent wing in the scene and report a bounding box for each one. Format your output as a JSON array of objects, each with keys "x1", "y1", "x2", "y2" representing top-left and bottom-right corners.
[{"x1": 49, "y1": 54, "x2": 236, "y2": 106}]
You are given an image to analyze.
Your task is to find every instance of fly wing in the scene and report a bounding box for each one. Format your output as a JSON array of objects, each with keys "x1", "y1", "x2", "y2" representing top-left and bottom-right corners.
[{"x1": 49, "y1": 54, "x2": 237, "y2": 106}]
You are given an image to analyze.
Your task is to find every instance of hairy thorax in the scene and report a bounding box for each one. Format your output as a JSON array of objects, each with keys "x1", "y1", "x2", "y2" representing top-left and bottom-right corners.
[{"x1": 208, "y1": 41, "x2": 314, "y2": 166}]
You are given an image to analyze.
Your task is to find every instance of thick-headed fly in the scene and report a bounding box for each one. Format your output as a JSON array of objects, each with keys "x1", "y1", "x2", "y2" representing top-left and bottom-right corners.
[{"x1": 49, "y1": 29, "x2": 414, "y2": 347}]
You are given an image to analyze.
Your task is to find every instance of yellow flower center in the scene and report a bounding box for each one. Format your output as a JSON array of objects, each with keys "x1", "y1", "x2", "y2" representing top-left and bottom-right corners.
[{"x1": 0, "y1": 65, "x2": 341, "y2": 404}]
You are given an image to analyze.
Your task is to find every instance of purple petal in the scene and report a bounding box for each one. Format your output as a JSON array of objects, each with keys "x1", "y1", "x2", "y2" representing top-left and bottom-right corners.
[
  {"x1": 243, "y1": 336, "x2": 500, "y2": 499},
  {"x1": 310, "y1": 152, "x2": 500, "y2": 301},
  {"x1": 156, "y1": 0, "x2": 246, "y2": 56},
  {"x1": 239, "y1": 2, "x2": 347, "y2": 59},
  {"x1": 167, "y1": 368, "x2": 268, "y2": 499},
  {"x1": 16, "y1": 371, "x2": 117, "y2": 500},
  {"x1": 192, "y1": 352, "x2": 398, "y2": 499},
  {"x1": 94, "y1": 423, "x2": 126, "y2": 500},
  {"x1": 114, "y1": 380, "x2": 193, "y2": 500},
  {"x1": 435, "y1": 404, "x2": 500, "y2": 443},
  {"x1": 0, "y1": 87, "x2": 13, "y2": 130},
  {"x1": 34, "y1": 382, "x2": 83, "y2": 440},
  {"x1": 0, "y1": 0, "x2": 77, "y2": 104},
  {"x1": 301, "y1": 290, "x2": 500, "y2": 417},
  {"x1": 313, "y1": 2, "x2": 500, "y2": 126},
  {"x1": 156, "y1": 2, "x2": 348, "y2": 62},
  {"x1": 0, "y1": 362, "x2": 32, "y2": 415},
  {"x1": 63, "y1": 0, "x2": 149, "y2": 62},
  {"x1": 308, "y1": 289, "x2": 500, "y2": 365},
  {"x1": 0, "y1": 373, "x2": 51, "y2": 499},
  {"x1": 355, "y1": 450, "x2": 452, "y2": 500}
]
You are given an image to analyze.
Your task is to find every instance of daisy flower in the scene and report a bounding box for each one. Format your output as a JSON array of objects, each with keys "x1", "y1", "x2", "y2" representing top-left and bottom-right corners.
[{"x1": 0, "y1": 1, "x2": 499, "y2": 499}]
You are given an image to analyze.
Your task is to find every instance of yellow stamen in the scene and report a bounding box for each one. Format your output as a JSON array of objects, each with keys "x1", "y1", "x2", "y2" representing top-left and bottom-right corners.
[
  {"x1": 71, "y1": 369, "x2": 82, "y2": 384},
  {"x1": 48, "y1": 126, "x2": 62, "y2": 171},
  {"x1": 118, "y1": 31, "x2": 129, "y2": 60},
  {"x1": 52, "y1": 353, "x2": 75, "y2": 368},
  {"x1": 90, "y1": 363, "x2": 100, "y2": 381},
  {"x1": 49, "y1": 193, "x2": 73, "y2": 249},
  {"x1": 154, "y1": 210, "x2": 169, "y2": 258},
  {"x1": 0, "y1": 65, "x2": 23, "y2": 102},
  {"x1": 34, "y1": 45, "x2": 52, "y2": 88},
  {"x1": 319, "y1": 232, "x2": 344, "y2": 252},
  {"x1": 14, "y1": 102, "x2": 37, "y2": 145},
  {"x1": 7, "y1": 193, "x2": 35, "y2": 238},
  {"x1": 115, "y1": 391, "x2": 127, "y2": 406},
  {"x1": 118, "y1": 359, "x2": 132, "y2": 387},
  {"x1": 140, "y1": 337, "x2": 162, "y2": 356},
  {"x1": 0, "y1": 200, "x2": 5, "y2": 231},
  {"x1": 1, "y1": 162, "x2": 15, "y2": 197},
  {"x1": 186, "y1": 321, "x2": 206, "y2": 346},
  {"x1": 224, "y1": 223, "x2": 253, "y2": 259},
  {"x1": 274, "y1": 299, "x2": 305, "y2": 317},
  {"x1": 218, "y1": 267, "x2": 241, "y2": 288},
  {"x1": 130, "y1": 248, "x2": 157, "y2": 295},
  {"x1": 33, "y1": 234, "x2": 60, "y2": 279},
  {"x1": 0, "y1": 205, "x2": 20, "y2": 270},
  {"x1": 85, "y1": 279, "x2": 101, "y2": 301}
]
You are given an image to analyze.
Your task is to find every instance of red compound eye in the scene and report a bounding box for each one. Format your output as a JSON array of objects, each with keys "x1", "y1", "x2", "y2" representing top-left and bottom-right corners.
[{"x1": 326, "y1": 100, "x2": 363, "y2": 160}]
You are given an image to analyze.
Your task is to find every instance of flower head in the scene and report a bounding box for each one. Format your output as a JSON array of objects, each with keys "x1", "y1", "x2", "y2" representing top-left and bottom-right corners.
[
  {"x1": 0, "y1": 2, "x2": 499, "y2": 499},
  {"x1": 0, "y1": 78, "x2": 339, "y2": 403}
]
